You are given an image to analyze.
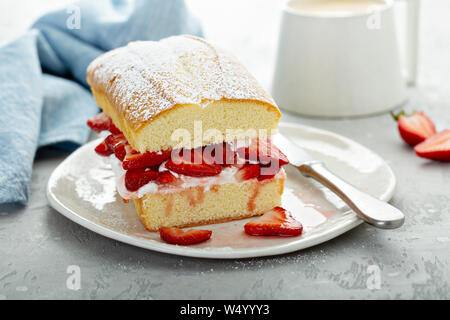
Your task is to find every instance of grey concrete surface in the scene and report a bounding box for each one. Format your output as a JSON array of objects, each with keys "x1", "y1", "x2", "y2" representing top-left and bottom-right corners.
[{"x1": 0, "y1": 0, "x2": 449, "y2": 299}]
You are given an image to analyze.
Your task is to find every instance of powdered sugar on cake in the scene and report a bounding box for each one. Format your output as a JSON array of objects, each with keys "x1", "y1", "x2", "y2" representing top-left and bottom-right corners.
[{"x1": 87, "y1": 35, "x2": 276, "y2": 130}]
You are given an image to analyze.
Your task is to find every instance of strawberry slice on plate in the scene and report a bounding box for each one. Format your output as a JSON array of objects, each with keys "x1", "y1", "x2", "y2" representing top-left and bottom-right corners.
[
  {"x1": 414, "y1": 129, "x2": 450, "y2": 162},
  {"x1": 165, "y1": 148, "x2": 222, "y2": 177},
  {"x1": 122, "y1": 148, "x2": 172, "y2": 170},
  {"x1": 125, "y1": 167, "x2": 159, "y2": 191},
  {"x1": 234, "y1": 164, "x2": 260, "y2": 182},
  {"x1": 244, "y1": 207, "x2": 303, "y2": 237},
  {"x1": 159, "y1": 227, "x2": 212, "y2": 245},
  {"x1": 391, "y1": 110, "x2": 436, "y2": 146}
]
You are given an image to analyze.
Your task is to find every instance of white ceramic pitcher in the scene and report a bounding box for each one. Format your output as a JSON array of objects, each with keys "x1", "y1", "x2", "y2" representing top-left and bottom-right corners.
[{"x1": 272, "y1": 0, "x2": 420, "y2": 117}]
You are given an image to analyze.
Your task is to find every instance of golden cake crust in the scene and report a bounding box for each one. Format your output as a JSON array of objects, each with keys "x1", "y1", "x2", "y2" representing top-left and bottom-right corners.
[
  {"x1": 87, "y1": 35, "x2": 281, "y2": 152},
  {"x1": 87, "y1": 35, "x2": 279, "y2": 131}
]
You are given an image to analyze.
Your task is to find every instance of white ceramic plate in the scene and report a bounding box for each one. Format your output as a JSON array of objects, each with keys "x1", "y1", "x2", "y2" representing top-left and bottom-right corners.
[{"x1": 47, "y1": 123, "x2": 396, "y2": 259}]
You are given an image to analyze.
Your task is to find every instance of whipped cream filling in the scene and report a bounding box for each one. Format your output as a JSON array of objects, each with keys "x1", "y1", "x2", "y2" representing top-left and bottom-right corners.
[{"x1": 109, "y1": 156, "x2": 285, "y2": 200}]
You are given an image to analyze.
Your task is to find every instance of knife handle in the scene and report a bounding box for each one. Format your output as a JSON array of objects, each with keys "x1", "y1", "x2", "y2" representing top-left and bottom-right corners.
[{"x1": 298, "y1": 161, "x2": 405, "y2": 229}]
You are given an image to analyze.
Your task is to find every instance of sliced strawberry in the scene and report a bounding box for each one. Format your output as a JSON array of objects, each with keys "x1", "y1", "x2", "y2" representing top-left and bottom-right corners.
[
  {"x1": 109, "y1": 123, "x2": 122, "y2": 134},
  {"x1": 87, "y1": 113, "x2": 111, "y2": 133},
  {"x1": 414, "y1": 129, "x2": 450, "y2": 162},
  {"x1": 105, "y1": 133, "x2": 127, "y2": 161},
  {"x1": 94, "y1": 141, "x2": 113, "y2": 157},
  {"x1": 244, "y1": 207, "x2": 303, "y2": 237},
  {"x1": 104, "y1": 133, "x2": 125, "y2": 150},
  {"x1": 234, "y1": 164, "x2": 260, "y2": 182},
  {"x1": 115, "y1": 145, "x2": 126, "y2": 161},
  {"x1": 258, "y1": 160, "x2": 283, "y2": 177},
  {"x1": 156, "y1": 171, "x2": 182, "y2": 185},
  {"x1": 165, "y1": 148, "x2": 222, "y2": 177},
  {"x1": 257, "y1": 173, "x2": 276, "y2": 181},
  {"x1": 122, "y1": 148, "x2": 171, "y2": 170},
  {"x1": 159, "y1": 227, "x2": 212, "y2": 245},
  {"x1": 237, "y1": 137, "x2": 289, "y2": 167},
  {"x1": 203, "y1": 142, "x2": 236, "y2": 166},
  {"x1": 124, "y1": 167, "x2": 159, "y2": 191},
  {"x1": 87, "y1": 112, "x2": 122, "y2": 134},
  {"x1": 391, "y1": 110, "x2": 436, "y2": 146}
]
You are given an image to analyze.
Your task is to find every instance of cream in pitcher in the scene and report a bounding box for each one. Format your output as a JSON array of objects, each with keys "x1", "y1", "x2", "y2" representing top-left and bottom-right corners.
[{"x1": 288, "y1": 0, "x2": 387, "y2": 16}]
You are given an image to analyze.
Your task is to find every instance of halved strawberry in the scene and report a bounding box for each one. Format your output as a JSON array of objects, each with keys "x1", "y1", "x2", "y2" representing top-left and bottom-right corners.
[
  {"x1": 104, "y1": 133, "x2": 127, "y2": 161},
  {"x1": 234, "y1": 164, "x2": 260, "y2": 182},
  {"x1": 124, "y1": 167, "x2": 159, "y2": 191},
  {"x1": 94, "y1": 141, "x2": 113, "y2": 157},
  {"x1": 159, "y1": 227, "x2": 212, "y2": 245},
  {"x1": 414, "y1": 129, "x2": 450, "y2": 162},
  {"x1": 391, "y1": 110, "x2": 436, "y2": 146},
  {"x1": 165, "y1": 148, "x2": 222, "y2": 177},
  {"x1": 237, "y1": 137, "x2": 289, "y2": 167},
  {"x1": 258, "y1": 160, "x2": 283, "y2": 177},
  {"x1": 122, "y1": 148, "x2": 172, "y2": 170},
  {"x1": 108, "y1": 123, "x2": 122, "y2": 134},
  {"x1": 203, "y1": 142, "x2": 236, "y2": 166},
  {"x1": 87, "y1": 112, "x2": 122, "y2": 134},
  {"x1": 87, "y1": 113, "x2": 111, "y2": 133},
  {"x1": 257, "y1": 172, "x2": 276, "y2": 181},
  {"x1": 244, "y1": 207, "x2": 303, "y2": 237},
  {"x1": 156, "y1": 171, "x2": 182, "y2": 185}
]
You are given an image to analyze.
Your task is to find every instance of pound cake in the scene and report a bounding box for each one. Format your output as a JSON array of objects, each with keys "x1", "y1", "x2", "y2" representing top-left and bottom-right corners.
[{"x1": 86, "y1": 35, "x2": 289, "y2": 231}]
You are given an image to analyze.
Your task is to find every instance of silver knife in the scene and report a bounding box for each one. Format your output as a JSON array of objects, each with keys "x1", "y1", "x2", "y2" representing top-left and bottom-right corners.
[{"x1": 272, "y1": 133, "x2": 405, "y2": 229}]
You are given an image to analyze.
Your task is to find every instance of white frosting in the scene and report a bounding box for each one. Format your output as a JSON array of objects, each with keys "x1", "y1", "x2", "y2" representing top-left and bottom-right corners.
[
  {"x1": 110, "y1": 156, "x2": 239, "y2": 200},
  {"x1": 109, "y1": 156, "x2": 285, "y2": 200},
  {"x1": 87, "y1": 35, "x2": 276, "y2": 127},
  {"x1": 107, "y1": 136, "x2": 286, "y2": 200}
]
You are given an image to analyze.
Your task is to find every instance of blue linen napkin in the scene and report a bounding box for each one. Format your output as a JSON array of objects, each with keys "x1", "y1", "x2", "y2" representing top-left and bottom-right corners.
[{"x1": 0, "y1": 0, "x2": 202, "y2": 205}]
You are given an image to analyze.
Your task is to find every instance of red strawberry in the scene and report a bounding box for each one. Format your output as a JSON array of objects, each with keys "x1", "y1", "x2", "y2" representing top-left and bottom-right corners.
[
  {"x1": 87, "y1": 112, "x2": 122, "y2": 134},
  {"x1": 234, "y1": 164, "x2": 260, "y2": 182},
  {"x1": 94, "y1": 141, "x2": 113, "y2": 157},
  {"x1": 122, "y1": 148, "x2": 171, "y2": 170},
  {"x1": 109, "y1": 123, "x2": 122, "y2": 134},
  {"x1": 391, "y1": 110, "x2": 436, "y2": 146},
  {"x1": 159, "y1": 227, "x2": 212, "y2": 245},
  {"x1": 156, "y1": 171, "x2": 181, "y2": 185},
  {"x1": 414, "y1": 129, "x2": 450, "y2": 162},
  {"x1": 114, "y1": 146, "x2": 126, "y2": 161},
  {"x1": 124, "y1": 167, "x2": 159, "y2": 191},
  {"x1": 105, "y1": 133, "x2": 127, "y2": 161},
  {"x1": 87, "y1": 113, "x2": 111, "y2": 133},
  {"x1": 244, "y1": 207, "x2": 303, "y2": 237},
  {"x1": 203, "y1": 142, "x2": 236, "y2": 166},
  {"x1": 258, "y1": 160, "x2": 283, "y2": 177},
  {"x1": 237, "y1": 137, "x2": 289, "y2": 167},
  {"x1": 165, "y1": 148, "x2": 222, "y2": 177},
  {"x1": 257, "y1": 173, "x2": 276, "y2": 181}
]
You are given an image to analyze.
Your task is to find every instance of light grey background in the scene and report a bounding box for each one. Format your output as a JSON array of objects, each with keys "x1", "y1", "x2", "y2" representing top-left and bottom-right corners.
[{"x1": 0, "y1": 0, "x2": 449, "y2": 299}]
